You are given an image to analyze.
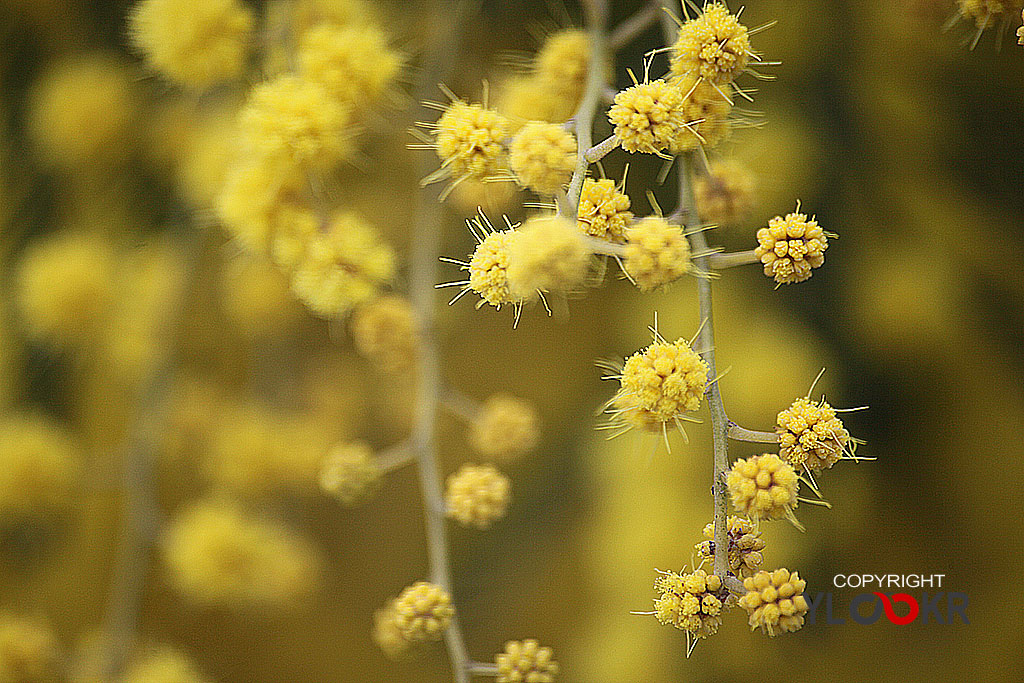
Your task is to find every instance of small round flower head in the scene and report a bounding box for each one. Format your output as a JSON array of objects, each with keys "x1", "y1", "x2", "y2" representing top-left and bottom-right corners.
[
  {"x1": 508, "y1": 122, "x2": 577, "y2": 196},
  {"x1": 239, "y1": 75, "x2": 352, "y2": 169},
  {"x1": 695, "y1": 516, "x2": 766, "y2": 578},
  {"x1": 469, "y1": 394, "x2": 540, "y2": 461},
  {"x1": 506, "y1": 215, "x2": 589, "y2": 302},
  {"x1": 670, "y1": 2, "x2": 753, "y2": 85},
  {"x1": 623, "y1": 217, "x2": 692, "y2": 291},
  {"x1": 122, "y1": 646, "x2": 210, "y2": 683},
  {"x1": 610, "y1": 337, "x2": 708, "y2": 431},
  {"x1": 776, "y1": 397, "x2": 853, "y2": 473},
  {"x1": 350, "y1": 295, "x2": 418, "y2": 373},
  {"x1": 739, "y1": 568, "x2": 809, "y2": 636},
  {"x1": 496, "y1": 640, "x2": 559, "y2": 683},
  {"x1": 392, "y1": 581, "x2": 455, "y2": 643},
  {"x1": 318, "y1": 441, "x2": 382, "y2": 507},
  {"x1": 577, "y1": 178, "x2": 632, "y2": 242},
  {"x1": 755, "y1": 208, "x2": 829, "y2": 284},
  {"x1": 16, "y1": 232, "x2": 117, "y2": 347},
  {"x1": 28, "y1": 54, "x2": 136, "y2": 170},
  {"x1": 534, "y1": 29, "x2": 591, "y2": 105},
  {"x1": 462, "y1": 219, "x2": 520, "y2": 308},
  {"x1": 290, "y1": 212, "x2": 396, "y2": 319},
  {"x1": 373, "y1": 600, "x2": 410, "y2": 660},
  {"x1": 495, "y1": 75, "x2": 576, "y2": 129},
  {"x1": 0, "y1": 613, "x2": 61, "y2": 682},
  {"x1": 428, "y1": 100, "x2": 510, "y2": 186},
  {"x1": 0, "y1": 414, "x2": 80, "y2": 518},
  {"x1": 445, "y1": 464, "x2": 511, "y2": 529},
  {"x1": 129, "y1": 0, "x2": 254, "y2": 88},
  {"x1": 957, "y1": 0, "x2": 1024, "y2": 29},
  {"x1": 667, "y1": 75, "x2": 732, "y2": 154},
  {"x1": 693, "y1": 159, "x2": 755, "y2": 227},
  {"x1": 162, "y1": 499, "x2": 321, "y2": 609},
  {"x1": 215, "y1": 160, "x2": 306, "y2": 255},
  {"x1": 653, "y1": 568, "x2": 726, "y2": 638},
  {"x1": 727, "y1": 454, "x2": 799, "y2": 521},
  {"x1": 297, "y1": 23, "x2": 402, "y2": 106},
  {"x1": 608, "y1": 79, "x2": 686, "y2": 155}
]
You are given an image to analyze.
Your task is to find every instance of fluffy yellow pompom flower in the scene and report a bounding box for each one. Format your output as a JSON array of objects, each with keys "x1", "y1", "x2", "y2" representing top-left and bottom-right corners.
[
  {"x1": 121, "y1": 646, "x2": 210, "y2": 683},
  {"x1": 739, "y1": 568, "x2": 809, "y2": 636},
  {"x1": 577, "y1": 178, "x2": 632, "y2": 242},
  {"x1": 496, "y1": 640, "x2": 559, "y2": 683},
  {"x1": 957, "y1": 0, "x2": 1024, "y2": 29},
  {"x1": 215, "y1": 160, "x2": 306, "y2": 255},
  {"x1": 670, "y1": 2, "x2": 752, "y2": 85},
  {"x1": 469, "y1": 394, "x2": 540, "y2": 461},
  {"x1": 445, "y1": 464, "x2": 511, "y2": 530},
  {"x1": 428, "y1": 101, "x2": 510, "y2": 187},
  {"x1": 290, "y1": 212, "x2": 396, "y2": 319},
  {"x1": 508, "y1": 122, "x2": 577, "y2": 196},
  {"x1": 28, "y1": 54, "x2": 136, "y2": 169},
  {"x1": 610, "y1": 337, "x2": 708, "y2": 432},
  {"x1": 350, "y1": 295, "x2": 418, "y2": 373},
  {"x1": 727, "y1": 454, "x2": 799, "y2": 521},
  {"x1": 755, "y1": 208, "x2": 829, "y2": 284},
  {"x1": 608, "y1": 79, "x2": 686, "y2": 155},
  {"x1": 239, "y1": 75, "x2": 352, "y2": 169},
  {"x1": 667, "y1": 75, "x2": 732, "y2": 153},
  {"x1": 776, "y1": 397, "x2": 853, "y2": 472},
  {"x1": 297, "y1": 23, "x2": 402, "y2": 106},
  {"x1": 653, "y1": 568, "x2": 726, "y2": 638},
  {"x1": 0, "y1": 613, "x2": 61, "y2": 682},
  {"x1": 162, "y1": 499, "x2": 321, "y2": 609},
  {"x1": 465, "y1": 227, "x2": 518, "y2": 308},
  {"x1": 506, "y1": 215, "x2": 589, "y2": 302},
  {"x1": 534, "y1": 29, "x2": 591, "y2": 107},
  {"x1": 694, "y1": 159, "x2": 755, "y2": 226},
  {"x1": 495, "y1": 75, "x2": 577, "y2": 129},
  {"x1": 129, "y1": 0, "x2": 253, "y2": 88},
  {"x1": 392, "y1": 582, "x2": 455, "y2": 643},
  {"x1": 373, "y1": 600, "x2": 410, "y2": 660},
  {"x1": 16, "y1": 233, "x2": 117, "y2": 347},
  {"x1": 318, "y1": 441, "x2": 382, "y2": 507},
  {"x1": 695, "y1": 516, "x2": 765, "y2": 578},
  {"x1": 623, "y1": 217, "x2": 692, "y2": 291}
]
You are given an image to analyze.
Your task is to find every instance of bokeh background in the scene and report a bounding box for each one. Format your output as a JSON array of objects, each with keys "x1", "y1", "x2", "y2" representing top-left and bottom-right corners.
[{"x1": 1, "y1": 0, "x2": 1022, "y2": 681}]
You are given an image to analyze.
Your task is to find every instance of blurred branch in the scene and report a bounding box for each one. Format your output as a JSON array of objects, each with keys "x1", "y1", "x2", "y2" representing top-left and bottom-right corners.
[{"x1": 610, "y1": 0, "x2": 661, "y2": 51}]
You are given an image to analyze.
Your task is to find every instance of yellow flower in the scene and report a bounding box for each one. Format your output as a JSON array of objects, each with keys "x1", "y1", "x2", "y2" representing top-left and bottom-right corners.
[
  {"x1": 297, "y1": 23, "x2": 402, "y2": 106},
  {"x1": 392, "y1": 582, "x2": 454, "y2": 642},
  {"x1": 427, "y1": 100, "x2": 510, "y2": 187},
  {"x1": 738, "y1": 568, "x2": 809, "y2": 636},
  {"x1": 727, "y1": 454, "x2": 799, "y2": 521},
  {"x1": 755, "y1": 207, "x2": 829, "y2": 284},
  {"x1": 129, "y1": 0, "x2": 253, "y2": 88},
  {"x1": 508, "y1": 122, "x2": 577, "y2": 196},
  {"x1": 577, "y1": 178, "x2": 632, "y2": 242},
  {"x1": 372, "y1": 600, "x2": 410, "y2": 660},
  {"x1": 350, "y1": 295, "x2": 418, "y2": 373},
  {"x1": 776, "y1": 396, "x2": 853, "y2": 472},
  {"x1": 469, "y1": 394, "x2": 540, "y2": 461},
  {"x1": 695, "y1": 516, "x2": 765, "y2": 578},
  {"x1": 534, "y1": 29, "x2": 591, "y2": 107},
  {"x1": 670, "y1": 2, "x2": 753, "y2": 85},
  {"x1": 609, "y1": 336, "x2": 708, "y2": 432},
  {"x1": 318, "y1": 441, "x2": 382, "y2": 507},
  {"x1": 693, "y1": 159, "x2": 755, "y2": 226},
  {"x1": 506, "y1": 215, "x2": 589, "y2": 302},
  {"x1": 445, "y1": 464, "x2": 511, "y2": 529},
  {"x1": 608, "y1": 79, "x2": 685, "y2": 155},
  {"x1": 622, "y1": 217, "x2": 692, "y2": 291},
  {"x1": 466, "y1": 226, "x2": 519, "y2": 308},
  {"x1": 496, "y1": 640, "x2": 559, "y2": 683},
  {"x1": 666, "y1": 75, "x2": 732, "y2": 154},
  {"x1": 653, "y1": 568, "x2": 726, "y2": 638}
]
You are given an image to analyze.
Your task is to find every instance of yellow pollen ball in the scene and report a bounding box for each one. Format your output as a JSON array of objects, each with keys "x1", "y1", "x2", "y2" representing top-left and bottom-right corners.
[
  {"x1": 608, "y1": 79, "x2": 686, "y2": 155},
  {"x1": 350, "y1": 295, "x2": 418, "y2": 373},
  {"x1": 506, "y1": 215, "x2": 589, "y2": 301},
  {"x1": 653, "y1": 568, "x2": 725, "y2": 638},
  {"x1": 693, "y1": 159, "x2": 755, "y2": 227},
  {"x1": 495, "y1": 639, "x2": 559, "y2": 683},
  {"x1": 727, "y1": 454, "x2": 799, "y2": 520},
  {"x1": 755, "y1": 209, "x2": 829, "y2": 284},
  {"x1": 318, "y1": 441, "x2": 382, "y2": 507},
  {"x1": 667, "y1": 75, "x2": 732, "y2": 154},
  {"x1": 534, "y1": 29, "x2": 591, "y2": 107},
  {"x1": 467, "y1": 229, "x2": 519, "y2": 308},
  {"x1": 577, "y1": 178, "x2": 632, "y2": 242},
  {"x1": 469, "y1": 394, "x2": 540, "y2": 461},
  {"x1": 739, "y1": 568, "x2": 809, "y2": 636},
  {"x1": 508, "y1": 122, "x2": 577, "y2": 196},
  {"x1": 612, "y1": 337, "x2": 708, "y2": 431},
  {"x1": 129, "y1": 0, "x2": 254, "y2": 88},
  {"x1": 392, "y1": 582, "x2": 454, "y2": 643},
  {"x1": 297, "y1": 23, "x2": 402, "y2": 106},
  {"x1": 623, "y1": 217, "x2": 692, "y2": 291},
  {"x1": 444, "y1": 464, "x2": 511, "y2": 530},
  {"x1": 670, "y1": 2, "x2": 752, "y2": 85},
  {"x1": 776, "y1": 396, "x2": 853, "y2": 472},
  {"x1": 433, "y1": 102, "x2": 510, "y2": 181},
  {"x1": 695, "y1": 516, "x2": 766, "y2": 577}
]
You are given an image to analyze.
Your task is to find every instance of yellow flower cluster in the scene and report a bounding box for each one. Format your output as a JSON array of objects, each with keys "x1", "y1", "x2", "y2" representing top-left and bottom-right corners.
[
  {"x1": 318, "y1": 441, "x2": 382, "y2": 507},
  {"x1": 727, "y1": 454, "x2": 799, "y2": 521},
  {"x1": 0, "y1": 613, "x2": 61, "y2": 682},
  {"x1": 129, "y1": 0, "x2": 253, "y2": 88},
  {"x1": 469, "y1": 394, "x2": 540, "y2": 461},
  {"x1": 653, "y1": 568, "x2": 725, "y2": 638},
  {"x1": 467, "y1": 227, "x2": 519, "y2": 308},
  {"x1": 445, "y1": 464, "x2": 511, "y2": 529},
  {"x1": 121, "y1": 646, "x2": 211, "y2": 683},
  {"x1": 497, "y1": 29, "x2": 593, "y2": 127},
  {"x1": 776, "y1": 397, "x2": 852, "y2": 472},
  {"x1": 611, "y1": 337, "x2": 708, "y2": 431},
  {"x1": 430, "y1": 101, "x2": 511, "y2": 185},
  {"x1": 667, "y1": 76, "x2": 733, "y2": 153},
  {"x1": 695, "y1": 516, "x2": 765, "y2": 577},
  {"x1": 162, "y1": 499, "x2": 321, "y2": 609},
  {"x1": 289, "y1": 212, "x2": 396, "y2": 319},
  {"x1": 738, "y1": 568, "x2": 809, "y2": 636},
  {"x1": 577, "y1": 178, "x2": 632, "y2": 242},
  {"x1": 350, "y1": 295, "x2": 418, "y2": 373},
  {"x1": 508, "y1": 122, "x2": 577, "y2": 196},
  {"x1": 693, "y1": 159, "x2": 755, "y2": 226},
  {"x1": 0, "y1": 414, "x2": 79, "y2": 518},
  {"x1": 755, "y1": 209, "x2": 829, "y2": 284},
  {"x1": 392, "y1": 581, "x2": 455, "y2": 643},
  {"x1": 609, "y1": 77, "x2": 731, "y2": 156},
  {"x1": 506, "y1": 215, "x2": 589, "y2": 302},
  {"x1": 670, "y1": 2, "x2": 753, "y2": 85},
  {"x1": 297, "y1": 23, "x2": 402, "y2": 107},
  {"x1": 622, "y1": 217, "x2": 692, "y2": 291},
  {"x1": 495, "y1": 640, "x2": 559, "y2": 683}
]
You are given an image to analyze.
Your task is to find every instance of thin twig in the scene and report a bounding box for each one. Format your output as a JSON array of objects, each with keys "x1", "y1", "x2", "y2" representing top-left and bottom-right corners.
[
  {"x1": 727, "y1": 422, "x2": 779, "y2": 444},
  {"x1": 708, "y1": 249, "x2": 759, "y2": 270},
  {"x1": 610, "y1": 0, "x2": 661, "y2": 51}
]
